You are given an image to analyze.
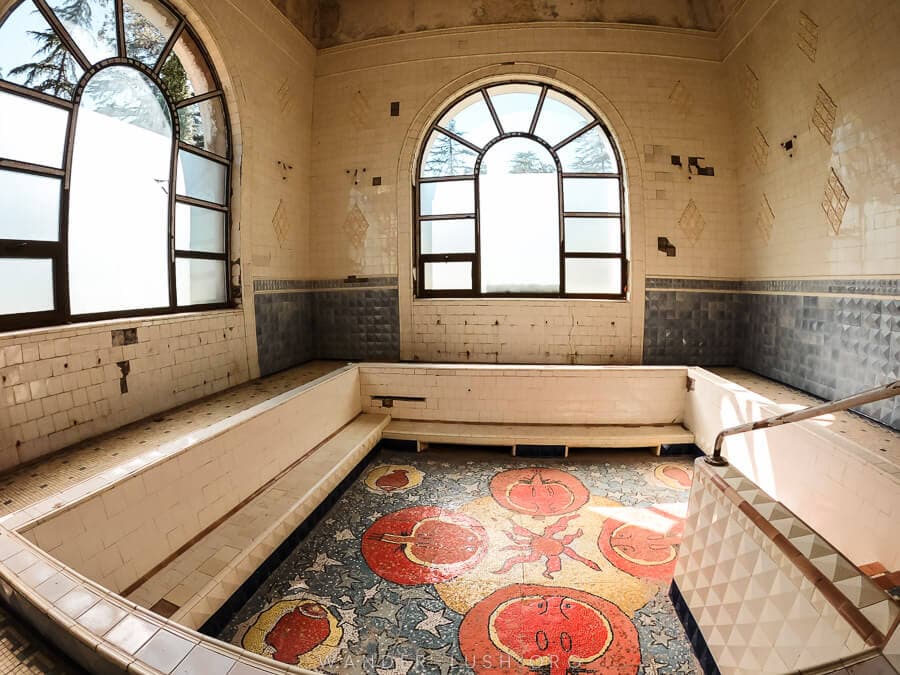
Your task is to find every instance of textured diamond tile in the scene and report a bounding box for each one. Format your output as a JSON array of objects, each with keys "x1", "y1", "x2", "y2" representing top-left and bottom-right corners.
[
  {"x1": 752, "y1": 127, "x2": 769, "y2": 172},
  {"x1": 756, "y1": 193, "x2": 775, "y2": 242},
  {"x1": 668, "y1": 79, "x2": 693, "y2": 116},
  {"x1": 822, "y1": 168, "x2": 850, "y2": 234},
  {"x1": 812, "y1": 84, "x2": 838, "y2": 144},
  {"x1": 744, "y1": 64, "x2": 760, "y2": 110},
  {"x1": 677, "y1": 199, "x2": 705, "y2": 244},
  {"x1": 797, "y1": 10, "x2": 819, "y2": 61}
]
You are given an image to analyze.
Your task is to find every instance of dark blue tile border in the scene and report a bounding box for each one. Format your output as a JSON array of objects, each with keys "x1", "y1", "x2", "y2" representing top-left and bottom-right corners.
[
  {"x1": 669, "y1": 581, "x2": 721, "y2": 675},
  {"x1": 198, "y1": 444, "x2": 382, "y2": 638},
  {"x1": 646, "y1": 277, "x2": 900, "y2": 297}
]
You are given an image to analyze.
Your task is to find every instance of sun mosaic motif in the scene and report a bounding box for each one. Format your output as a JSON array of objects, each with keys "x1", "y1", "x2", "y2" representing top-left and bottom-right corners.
[{"x1": 218, "y1": 450, "x2": 699, "y2": 674}]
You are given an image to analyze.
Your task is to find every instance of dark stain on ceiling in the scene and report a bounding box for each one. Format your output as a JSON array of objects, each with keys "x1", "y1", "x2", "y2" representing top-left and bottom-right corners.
[{"x1": 272, "y1": 0, "x2": 741, "y2": 48}]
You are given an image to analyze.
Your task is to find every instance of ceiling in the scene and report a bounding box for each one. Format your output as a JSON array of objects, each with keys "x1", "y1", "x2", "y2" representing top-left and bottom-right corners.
[{"x1": 270, "y1": 0, "x2": 743, "y2": 48}]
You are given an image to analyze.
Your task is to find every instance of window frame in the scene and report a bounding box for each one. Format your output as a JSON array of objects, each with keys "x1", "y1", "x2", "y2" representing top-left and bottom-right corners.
[
  {"x1": 414, "y1": 81, "x2": 627, "y2": 300},
  {"x1": 0, "y1": 0, "x2": 232, "y2": 332}
]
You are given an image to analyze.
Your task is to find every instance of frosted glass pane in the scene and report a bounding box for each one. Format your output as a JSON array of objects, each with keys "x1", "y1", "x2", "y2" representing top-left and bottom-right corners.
[
  {"x1": 487, "y1": 83, "x2": 541, "y2": 133},
  {"x1": 175, "y1": 203, "x2": 224, "y2": 253},
  {"x1": 420, "y1": 130, "x2": 476, "y2": 177},
  {"x1": 45, "y1": 0, "x2": 117, "y2": 63},
  {"x1": 438, "y1": 92, "x2": 498, "y2": 148},
  {"x1": 565, "y1": 218, "x2": 621, "y2": 253},
  {"x1": 563, "y1": 178, "x2": 620, "y2": 213},
  {"x1": 0, "y1": 91, "x2": 68, "y2": 167},
  {"x1": 557, "y1": 126, "x2": 618, "y2": 173},
  {"x1": 424, "y1": 261, "x2": 471, "y2": 291},
  {"x1": 0, "y1": 0, "x2": 83, "y2": 98},
  {"x1": 0, "y1": 169, "x2": 60, "y2": 241},
  {"x1": 565, "y1": 258, "x2": 622, "y2": 294},
  {"x1": 68, "y1": 66, "x2": 171, "y2": 314},
  {"x1": 479, "y1": 138, "x2": 559, "y2": 294},
  {"x1": 176, "y1": 257, "x2": 225, "y2": 305},
  {"x1": 420, "y1": 219, "x2": 474, "y2": 254},
  {"x1": 419, "y1": 180, "x2": 474, "y2": 216},
  {"x1": 178, "y1": 95, "x2": 228, "y2": 157},
  {"x1": 176, "y1": 149, "x2": 226, "y2": 204},
  {"x1": 534, "y1": 89, "x2": 592, "y2": 146},
  {"x1": 124, "y1": 0, "x2": 178, "y2": 68},
  {"x1": 0, "y1": 258, "x2": 53, "y2": 314},
  {"x1": 160, "y1": 30, "x2": 214, "y2": 102}
]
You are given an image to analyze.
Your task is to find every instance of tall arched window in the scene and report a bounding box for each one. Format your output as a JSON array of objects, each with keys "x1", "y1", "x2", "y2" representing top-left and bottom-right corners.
[
  {"x1": 416, "y1": 82, "x2": 626, "y2": 299},
  {"x1": 0, "y1": 0, "x2": 231, "y2": 331}
]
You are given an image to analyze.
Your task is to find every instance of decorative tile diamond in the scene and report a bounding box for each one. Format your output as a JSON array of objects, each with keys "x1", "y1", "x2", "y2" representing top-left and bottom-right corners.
[
  {"x1": 271, "y1": 198, "x2": 288, "y2": 247},
  {"x1": 812, "y1": 84, "x2": 838, "y2": 144},
  {"x1": 822, "y1": 168, "x2": 850, "y2": 234},
  {"x1": 756, "y1": 194, "x2": 775, "y2": 242},
  {"x1": 668, "y1": 80, "x2": 693, "y2": 117},
  {"x1": 677, "y1": 199, "x2": 706, "y2": 244},
  {"x1": 752, "y1": 127, "x2": 769, "y2": 172},
  {"x1": 744, "y1": 65, "x2": 760, "y2": 110},
  {"x1": 797, "y1": 11, "x2": 819, "y2": 62}
]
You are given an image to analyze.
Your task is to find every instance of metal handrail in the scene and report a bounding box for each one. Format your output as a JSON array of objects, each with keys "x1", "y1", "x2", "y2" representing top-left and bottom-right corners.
[{"x1": 705, "y1": 380, "x2": 900, "y2": 466}]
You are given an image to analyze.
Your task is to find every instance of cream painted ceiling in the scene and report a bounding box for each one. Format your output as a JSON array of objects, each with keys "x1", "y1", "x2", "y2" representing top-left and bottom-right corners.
[{"x1": 270, "y1": 0, "x2": 742, "y2": 48}]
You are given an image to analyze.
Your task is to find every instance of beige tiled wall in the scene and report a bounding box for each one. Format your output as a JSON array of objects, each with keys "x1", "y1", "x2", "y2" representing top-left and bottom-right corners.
[
  {"x1": 0, "y1": 313, "x2": 249, "y2": 472},
  {"x1": 310, "y1": 25, "x2": 742, "y2": 363},
  {"x1": 727, "y1": 0, "x2": 900, "y2": 279},
  {"x1": 17, "y1": 367, "x2": 361, "y2": 594},
  {"x1": 358, "y1": 363, "x2": 688, "y2": 424}
]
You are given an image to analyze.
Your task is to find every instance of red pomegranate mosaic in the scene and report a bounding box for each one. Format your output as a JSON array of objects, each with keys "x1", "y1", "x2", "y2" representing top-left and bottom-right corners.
[
  {"x1": 489, "y1": 467, "x2": 590, "y2": 516},
  {"x1": 459, "y1": 584, "x2": 640, "y2": 675},
  {"x1": 597, "y1": 506, "x2": 685, "y2": 581}
]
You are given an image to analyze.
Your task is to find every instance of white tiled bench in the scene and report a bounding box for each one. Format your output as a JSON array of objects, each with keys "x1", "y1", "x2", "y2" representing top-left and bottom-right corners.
[
  {"x1": 126, "y1": 413, "x2": 389, "y2": 630},
  {"x1": 382, "y1": 419, "x2": 694, "y2": 455}
]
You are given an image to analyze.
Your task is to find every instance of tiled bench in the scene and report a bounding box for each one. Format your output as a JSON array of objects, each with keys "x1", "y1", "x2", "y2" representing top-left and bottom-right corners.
[
  {"x1": 382, "y1": 419, "x2": 694, "y2": 455},
  {"x1": 125, "y1": 413, "x2": 388, "y2": 630}
]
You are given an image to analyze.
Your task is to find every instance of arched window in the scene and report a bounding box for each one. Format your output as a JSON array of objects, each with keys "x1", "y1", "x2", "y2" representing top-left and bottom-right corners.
[
  {"x1": 416, "y1": 82, "x2": 626, "y2": 298},
  {"x1": 0, "y1": 0, "x2": 231, "y2": 331}
]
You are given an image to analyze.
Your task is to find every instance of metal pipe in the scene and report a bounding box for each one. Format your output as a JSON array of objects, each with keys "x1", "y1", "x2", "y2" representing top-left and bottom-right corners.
[{"x1": 705, "y1": 380, "x2": 900, "y2": 466}]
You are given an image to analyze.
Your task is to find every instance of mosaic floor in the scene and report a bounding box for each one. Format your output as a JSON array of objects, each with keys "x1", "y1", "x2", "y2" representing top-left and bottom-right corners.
[{"x1": 216, "y1": 448, "x2": 700, "y2": 674}]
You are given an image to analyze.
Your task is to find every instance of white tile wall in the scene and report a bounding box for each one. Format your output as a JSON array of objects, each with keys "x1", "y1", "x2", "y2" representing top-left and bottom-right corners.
[
  {"x1": 358, "y1": 363, "x2": 688, "y2": 425},
  {"x1": 0, "y1": 313, "x2": 249, "y2": 472}
]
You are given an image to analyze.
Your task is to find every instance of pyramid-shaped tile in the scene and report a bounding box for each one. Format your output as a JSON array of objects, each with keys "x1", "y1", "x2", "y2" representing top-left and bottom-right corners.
[
  {"x1": 813, "y1": 553, "x2": 859, "y2": 583},
  {"x1": 861, "y1": 599, "x2": 900, "y2": 635},
  {"x1": 835, "y1": 574, "x2": 889, "y2": 608},
  {"x1": 761, "y1": 649, "x2": 788, "y2": 674}
]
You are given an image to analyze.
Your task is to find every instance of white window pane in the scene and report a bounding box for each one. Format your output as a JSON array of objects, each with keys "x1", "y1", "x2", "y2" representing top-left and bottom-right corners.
[
  {"x1": 424, "y1": 261, "x2": 471, "y2": 290},
  {"x1": 176, "y1": 257, "x2": 225, "y2": 305},
  {"x1": 534, "y1": 89, "x2": 592, "y2": 146},
  {"x1": 175, "y1": 203, "x2": 225, "y2": 253},
  {"x1": 176, "y1": 149, "x2": 227, "y2": 205},
  {"x1": 0, "y1": 258, "x2": 53, "y2": 314},
  {"x1": 421, "y1": 219, "x2": 474, "y2": 254},
  {"x1": 486, "y1": 83, "x2": 542, "y2": 133},
  {"x1": 420, "y1": 130, "x2": 476, "y2": 177},
  {"x1": 0, "y1": 169, "x2": 60, "y2": 241},
  {"x1": 45, "y1": 0, "x2": 117, "y2": 64},
  {"x1": 479, "y1": 137, "x2": 560, "y2": 294},
  {"x1": 124, "y1": 0, "x2": 178, "y2": 68},
  {"x1": 565, "y1": 218, "x2": 621, "y2": 254},
  {"x1": 557, "y1": 126, "x2": 618, "y2": 173},
  {"x1": 68, "y1": 66, "x2": 171, "y2": 314},
  {"x1": 0, "y1": 91, "x2": 68, "y2": 167},
  {"x1": 565, "y1": 258, "x2": 622, "y2": 294},
  {"x1": 438, "y1": 92, "x2": 498, "y2": 148},
  {"x1": 419, "y1": 180, "x2": 474, "y2": 216},
  {"x1": 0, "y1": 0, "x2": 83, "y2": 98},
  {"x1": 563, "y1": 177, "x2": 620, "y2": 213}
]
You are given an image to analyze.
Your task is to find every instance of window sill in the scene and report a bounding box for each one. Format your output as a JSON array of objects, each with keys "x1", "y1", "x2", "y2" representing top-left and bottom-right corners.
[
  {"x1": 412, "y1": 296, "x2": 630, "y2": 304},
  {"x1": 0, "y1": 307, "x2": 243, "y2": 341}
]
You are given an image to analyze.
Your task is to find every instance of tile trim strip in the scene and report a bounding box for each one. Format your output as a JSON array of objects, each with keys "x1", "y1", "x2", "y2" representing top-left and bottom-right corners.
[
  {"x1": 699, "y1": 461, "x2": 887, "y2": 648},
  {"x1": 254, "y1": 277, "x2": 399, "y2": 293},
  {"x1": 646, "y1": 277, "x2": 900, "y2": 296}
]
